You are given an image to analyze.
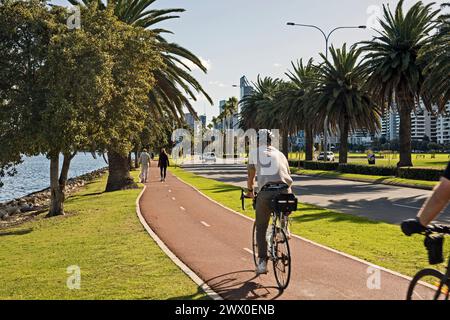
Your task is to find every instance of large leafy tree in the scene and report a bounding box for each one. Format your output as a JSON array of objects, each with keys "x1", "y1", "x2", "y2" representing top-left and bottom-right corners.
[
  {"x1": 312, "y1": 45, "x2": 380, "y2": 164},
  {"x1": 0, "y1": 1, "x2": 161, "y2": 215},
  {"x1": 284, "y1": 59, "x2": 319, "y2": 160},
  {"x1": 361, "y1": 0, "x2": 440, "y2": 167},
  {"x1": 67, "y1": 0, "x2": 212, "y2": 190}
]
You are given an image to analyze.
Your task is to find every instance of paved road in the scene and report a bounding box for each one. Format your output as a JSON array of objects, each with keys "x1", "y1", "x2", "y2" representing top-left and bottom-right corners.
[
  {"x1": 181, "y1": 164, "x2": 450, "y2": 225},
  {"x1": 139, "y1": 164, "x2": 435, "y2": 300}
]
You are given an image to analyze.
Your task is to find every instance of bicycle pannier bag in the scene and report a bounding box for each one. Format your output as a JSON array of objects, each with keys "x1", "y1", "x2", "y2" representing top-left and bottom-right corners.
[
  {"x1": 271, "y1": 194, "x2": 298, "y2": 213},
  {"x1": 424, "y1": 234, "x2": 444, "y2": 265}
]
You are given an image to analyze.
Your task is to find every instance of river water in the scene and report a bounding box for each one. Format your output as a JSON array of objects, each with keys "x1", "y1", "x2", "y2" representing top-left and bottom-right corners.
[{"x1": 0, "y1": 153, "x2": 108, "y2": 203}]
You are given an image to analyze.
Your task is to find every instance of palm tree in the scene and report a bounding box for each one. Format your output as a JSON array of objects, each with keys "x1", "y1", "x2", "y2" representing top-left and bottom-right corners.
[
  {"x1": 67, "y1": 0, "x2": 212, "y2": 190},
  {"x1": 219, "y1": 97, "x2": 238, "y2": 130},
  {"x1": 284, "y1": 59, "x2": 319, "y2": 161},
  {"x1": 421, "y1": 2, "x2": 450, "y2": 107},
  {"x1": 239, "y1": 76, "x2": 280, "y2": 131},
  {"x1": 361, "y1": 0, "x2": 440, "y2": 167},
  {"x1": 312, "y1": 44, "x2": 381, "y2": 164}
]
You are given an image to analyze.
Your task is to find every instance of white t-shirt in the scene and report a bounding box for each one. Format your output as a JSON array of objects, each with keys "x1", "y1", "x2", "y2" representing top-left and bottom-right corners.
[
  {"x1": 140, "y1": 152, "x2": 151, "y2": 167},
  {"x1": 248, "y1": 145, "x2": 293, "y2": 191}
]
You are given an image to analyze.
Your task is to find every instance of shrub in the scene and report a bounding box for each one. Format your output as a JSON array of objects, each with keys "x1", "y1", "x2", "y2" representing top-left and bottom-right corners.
[
  {"x1": 397, "y1": 167, "x2": 444, "y2": 181},
  {"x1": 338, "y1": 163, "x2": 397, "y2": 176},
  {"x1": 303, "y1": 161, "x2": 339, "y2": 171},
  {"x1": 288, "y1": 160, "x2": 304, "y2": 167}
]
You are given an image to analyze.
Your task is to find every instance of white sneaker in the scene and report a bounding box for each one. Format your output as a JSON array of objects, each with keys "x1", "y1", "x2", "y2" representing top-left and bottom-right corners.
[{"x1": 256, "y1": 258, "x2": 268, "y2": 275}]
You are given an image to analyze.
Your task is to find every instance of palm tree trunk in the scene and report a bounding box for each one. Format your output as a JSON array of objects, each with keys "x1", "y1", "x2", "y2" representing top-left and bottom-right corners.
[
  {"x1": 398, "y1": 107, "x2": 413, "y2": 167},
  {"x1": 305, "y1": 125, "x2": 313, "y2": 161},
  {"x1": 105, "y1": 151, "x2": 137, "y2": 192},
  {"x1": 339, "y1": 120, "x2": 350, "y2": 164},
  {"x1": 281, "y1": 129, "x2": 289, "y2": 158}
]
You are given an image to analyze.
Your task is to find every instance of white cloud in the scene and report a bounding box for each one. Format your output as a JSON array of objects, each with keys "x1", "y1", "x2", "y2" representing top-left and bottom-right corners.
[
  {"x1": 180, "y1": 56, "x2": 211, "y2": 71},
  {"x1": 208, "y1": 80, "x2": 226, "y2": 88}
]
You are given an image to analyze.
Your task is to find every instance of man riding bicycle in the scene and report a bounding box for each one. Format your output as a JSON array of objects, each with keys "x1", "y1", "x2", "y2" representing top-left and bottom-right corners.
[
  {"x1": 246, "y1": 129, "x2": 293, "y2": 275},
  {"x1": 402, "y1": 162, "x2": 450, "y2": 235}
]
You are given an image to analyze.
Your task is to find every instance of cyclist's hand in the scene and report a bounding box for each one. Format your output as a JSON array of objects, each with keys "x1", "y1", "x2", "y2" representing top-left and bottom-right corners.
[{"x1": 401, "y1": 218, "x2": 427, "y2": 236}]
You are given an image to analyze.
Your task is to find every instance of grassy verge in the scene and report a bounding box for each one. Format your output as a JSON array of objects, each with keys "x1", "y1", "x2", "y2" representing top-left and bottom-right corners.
[
  {"x1": 290, "y1": 167, "x2": 438, "y2": 190},
  {"x1": 289, "y1": 152, "x2": 449, "y2": 169},
  {"x1": 171, "y1": 167, "x2": 448, "y2": 278},
  {"x1": 0, "y1": 171, "x2": 206, "y2": 300}
]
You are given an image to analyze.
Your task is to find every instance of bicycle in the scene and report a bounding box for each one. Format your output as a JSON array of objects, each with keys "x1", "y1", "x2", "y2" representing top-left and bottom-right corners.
[
  {"x1": 240, "y1": 186, "x2": 298, "y2": 290},
  {"x1": 406, "y1": 224, "x2": 450, "y2": 300}
]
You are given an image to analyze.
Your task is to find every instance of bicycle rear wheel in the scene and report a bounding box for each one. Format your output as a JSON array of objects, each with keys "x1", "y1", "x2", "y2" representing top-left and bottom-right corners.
[
  {"x1": 252, "y1": 223, "x2": 258, "y2": 267},
  {"x1": 272, "y1": 227, "x2": 291, "y2": 290},
  {"x1": 407, "y1": 268, "x2": 449, "y2": 300}
]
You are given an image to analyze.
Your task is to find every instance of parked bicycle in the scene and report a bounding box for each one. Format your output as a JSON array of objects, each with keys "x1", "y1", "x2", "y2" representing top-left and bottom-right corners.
[
  {"x1": 240, "y1": 187, "x2": 298, "y2": 290},
  {"x1": 405, "y1": 224, "x2": 450, "y2": 300}
]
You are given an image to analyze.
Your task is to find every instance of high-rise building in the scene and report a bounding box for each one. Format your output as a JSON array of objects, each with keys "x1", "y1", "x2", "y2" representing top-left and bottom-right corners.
[
  {"x1": 381, "y1": 108, "x2": 400, "y2": 141},
  {"x1": 184, "y1": 113, "x2": 206, "y2": 130},
  {"x1": 436, "y1": 102, "x2": 450, "y2": 145},
  {"x1": 381, "y1": 102, "x2": 438, "y2": 142},
  {"x1": 410, "y1": 106, "x2": 436, "y2": 141}
]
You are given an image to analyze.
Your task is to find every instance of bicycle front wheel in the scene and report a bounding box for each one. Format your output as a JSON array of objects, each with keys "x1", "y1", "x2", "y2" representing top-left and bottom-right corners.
[
  {"x1": 272, "y1": 227, "x2": 291, "y2": 290},
  {"x1": 407, "y1": 268, "x2": 449, "y2": 300}
]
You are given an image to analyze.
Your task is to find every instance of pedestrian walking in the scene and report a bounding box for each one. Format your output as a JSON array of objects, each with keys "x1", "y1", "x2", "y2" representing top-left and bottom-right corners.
[
  {"x1": 139, "y1": 148, "x2": 151, "y2": 183},
  {"x1": 158, "y1": 148, "x2": 170, "y2": 182}
]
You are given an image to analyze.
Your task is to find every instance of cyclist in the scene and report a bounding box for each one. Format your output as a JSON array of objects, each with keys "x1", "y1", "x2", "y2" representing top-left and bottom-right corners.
[
  {"x1": 246, "y1": 129, "x2": 293, "y2": 275},
  {"x1": 402, "y1": 162, "x2": 450, "y2": 235}
]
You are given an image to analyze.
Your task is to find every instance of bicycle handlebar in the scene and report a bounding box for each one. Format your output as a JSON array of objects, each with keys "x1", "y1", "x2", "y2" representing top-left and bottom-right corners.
[{"x1": 427, "y1": 224, "x2": 450, "y2": 235}]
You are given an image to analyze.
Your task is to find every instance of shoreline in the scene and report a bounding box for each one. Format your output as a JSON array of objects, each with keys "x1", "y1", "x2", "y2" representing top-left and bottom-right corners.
[{"x1": 0, "y1": 167, "x2": 108, "y2": 228}]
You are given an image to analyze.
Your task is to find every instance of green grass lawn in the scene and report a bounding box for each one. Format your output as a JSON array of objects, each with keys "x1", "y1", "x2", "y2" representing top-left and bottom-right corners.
[
  {"x1": 171, "y1": 167, "x2": 449, "y2": 278},
  {"x1": 289, "y1": 152, "x2": 450, "y2": 169},
  {"x1": 0, "y1": 171, "x2": 206, "y2": 300},
  {"x1": 290, "y1": 168, "x2": 438, "y2": 190}
]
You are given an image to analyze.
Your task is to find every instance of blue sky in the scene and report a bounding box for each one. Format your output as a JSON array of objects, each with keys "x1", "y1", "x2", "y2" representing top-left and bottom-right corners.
[{"x1": 52, "y1": 0, "x2": 443, "y2": 122}]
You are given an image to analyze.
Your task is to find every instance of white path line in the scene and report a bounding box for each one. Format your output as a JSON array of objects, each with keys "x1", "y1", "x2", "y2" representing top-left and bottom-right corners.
[
  {"x1": 171, "y1": 197, "x2": 176, "y2": 201},
  {"x1": 180, "y1": 206, "x2": 186, "y2": 211},
  {"x1": 393, "y1": 203, "x2": 421, "y2": 210},
  {"x1": 168, "y1": 189, "x2": 172, "y2": 193},
  {"x1": 243, "y1": 248, "x2": 254, "y2": 255},
  {"x1": 200, "y1": 221, "x2": 211, "y2": 227}
]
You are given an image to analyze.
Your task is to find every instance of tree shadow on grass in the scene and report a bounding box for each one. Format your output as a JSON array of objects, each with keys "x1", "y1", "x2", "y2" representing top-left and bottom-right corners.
[
  {"x1": 0, "y1": 228, "x2": 33, "y2": 237},
  {"x1": 291, "y1": 209, "x2": 381, "y2": 225}
]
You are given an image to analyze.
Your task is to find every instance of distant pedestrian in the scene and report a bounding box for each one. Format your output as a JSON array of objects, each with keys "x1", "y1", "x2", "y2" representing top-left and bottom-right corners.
[
  {"x1": 158, "y1": 148, "x2": 170, "y2": 182},
  {"x1": 151, "y1": 152, "x2": 155, "y2": 160},
  {"x1": 139, "y1": 148, "x2": 151, "y2": 183}
]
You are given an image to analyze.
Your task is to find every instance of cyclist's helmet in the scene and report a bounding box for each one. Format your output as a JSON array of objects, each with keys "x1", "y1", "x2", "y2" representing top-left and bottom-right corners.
[{"x1": 257, "y1": 129, "x2": 274, "y2": 145}]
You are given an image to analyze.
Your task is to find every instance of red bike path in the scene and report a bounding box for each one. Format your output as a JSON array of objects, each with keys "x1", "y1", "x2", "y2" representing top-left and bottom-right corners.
[{"x1": 138, "y1": 165, "x2": 434, "y2": 300}]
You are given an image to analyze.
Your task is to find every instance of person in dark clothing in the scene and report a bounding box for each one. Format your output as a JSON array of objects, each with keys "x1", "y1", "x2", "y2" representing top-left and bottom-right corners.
[{"x1": 158, "y1": 148, "x2": 170, "y2": 182}]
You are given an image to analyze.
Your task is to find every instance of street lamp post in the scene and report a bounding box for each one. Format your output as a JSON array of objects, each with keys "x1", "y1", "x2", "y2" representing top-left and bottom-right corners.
[{"x1": 286, "y1": 22, "x2": 366, "y2": 160}]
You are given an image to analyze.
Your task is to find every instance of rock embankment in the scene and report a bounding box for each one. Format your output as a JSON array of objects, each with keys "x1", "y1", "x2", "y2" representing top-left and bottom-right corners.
[{"x1": 0, "y1": 168, "x2": 107, "y2": 228}]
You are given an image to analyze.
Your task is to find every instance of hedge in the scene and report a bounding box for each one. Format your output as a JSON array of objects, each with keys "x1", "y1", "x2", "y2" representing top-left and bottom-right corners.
[
  {"x1": 303, "y1": 161, "x2": 339, "y2": 171},
  {"x1": 397, "y1": 167, "x2": 444, "y2": 181},
  {"x1": 288, "y1": 160, "x2": 304, "y2": 167},
  {"x1": 288, "y1": 161, "x2": 445, "y2": 182},
  {"x1": 338, "y1": 163, "x2": 397, "y2": 176}
]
